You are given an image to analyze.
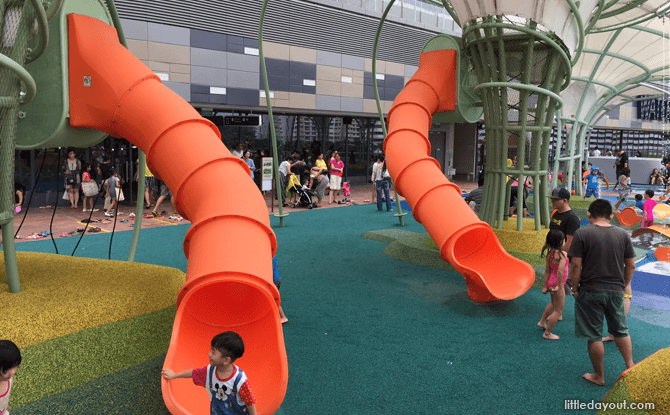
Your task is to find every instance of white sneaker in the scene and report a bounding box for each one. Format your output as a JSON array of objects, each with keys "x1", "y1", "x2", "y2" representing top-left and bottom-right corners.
[
  {"x1": 92, "y1": 209, "x2": 99, "y2": 212},
  {"x1": 105, "y1": 212, "x2": 113, "y2": 217}
]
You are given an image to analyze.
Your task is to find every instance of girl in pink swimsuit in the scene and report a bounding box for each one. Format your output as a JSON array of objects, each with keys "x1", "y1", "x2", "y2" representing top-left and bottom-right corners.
[{"x1": 537, "y1": 230, "x2": 568, "y2": 340}]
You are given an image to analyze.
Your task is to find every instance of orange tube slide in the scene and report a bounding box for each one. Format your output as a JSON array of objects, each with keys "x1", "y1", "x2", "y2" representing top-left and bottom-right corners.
[
  {"x1": 385, "y1": 49, "x2": 534, "y2": 302},
  {"x1": 67, "y1": 14, "x2": 287, "y2": 414}
]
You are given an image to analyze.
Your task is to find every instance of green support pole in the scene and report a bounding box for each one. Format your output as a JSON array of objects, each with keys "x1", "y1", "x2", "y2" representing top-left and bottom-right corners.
[
  {"x1": 103, "y1": 0, "x2": 145, "y2": 261},
  {"x1": 373, "y1": 0, "x2": 406, "y2": 226},
  {"x1": 259, "y1": 0, "x2": 287, "y2": 226},
  {"x1": 552, "y1": 110, "x2": 563, "y2": 190}
]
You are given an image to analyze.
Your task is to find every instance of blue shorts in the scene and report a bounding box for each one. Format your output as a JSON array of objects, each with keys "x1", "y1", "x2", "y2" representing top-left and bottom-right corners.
[{"x1": 585, "y1": 187, "x2": 599, "y2": 198}]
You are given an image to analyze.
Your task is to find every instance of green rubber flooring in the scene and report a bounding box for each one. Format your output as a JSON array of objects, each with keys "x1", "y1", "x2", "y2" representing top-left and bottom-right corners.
[{"x1": 7, "y1": 204, "x2": 670, "y2": 414}]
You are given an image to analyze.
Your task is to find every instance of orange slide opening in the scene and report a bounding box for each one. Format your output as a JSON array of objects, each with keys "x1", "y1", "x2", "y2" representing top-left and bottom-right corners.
[
  {"x1": 68, "y1": 14, "x2": 287, "y2": 414},
  {"x1": 385, "y1": 49, "x2": 534, "y2": 302}
]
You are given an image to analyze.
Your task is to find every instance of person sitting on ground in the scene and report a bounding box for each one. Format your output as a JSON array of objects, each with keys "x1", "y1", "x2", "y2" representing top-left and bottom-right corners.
[
  {"x1": 162, "y1": 331, "x2": 257, "y2": 415},
  {"x1": 537, "y1": 229, "x2": 568, "y2": 340},
  {"x1": 650, "y1": 168, "x2": 664, "y2": 185},
  {"x1": 464, "y1": 174, "x2": 485, "y2": 215},
  {"x1": 613, "y1": 167, "x2": 631, "y2": 211}
]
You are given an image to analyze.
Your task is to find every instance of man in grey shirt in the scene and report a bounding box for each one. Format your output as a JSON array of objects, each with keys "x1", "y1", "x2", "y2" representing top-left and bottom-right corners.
[
  {"x1": 568, "y1": 199, "x2": 635, "y2": 386},
  {"x1": 464, "y1": 174, "x2": 485, "y2": 214}
]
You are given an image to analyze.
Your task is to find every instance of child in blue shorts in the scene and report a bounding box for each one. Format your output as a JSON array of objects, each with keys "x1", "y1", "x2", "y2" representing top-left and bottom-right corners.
[
  {"x1": 273, "y1": 257, "x2": 288, "y2": 324},
  {"x1": 583, "y1": 166, "x2": 602, "y2": 200}
]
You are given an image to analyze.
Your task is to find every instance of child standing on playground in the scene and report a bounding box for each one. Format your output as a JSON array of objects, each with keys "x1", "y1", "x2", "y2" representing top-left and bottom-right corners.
[
  {"x1": 537, "y1": 229, "x2": 568, "y2": 340},
  {"x1": 273, "y1": 256, "x2": 288, "y2": 324},
  {"x1": 104, "y1": 169, "x2": 121, "y2": 217},
  {"x1": 162, "y1": 331, "x2": 257, "y2": 415},
  {"x1": 614, "y1": 167, "x2": 632, "y2": 211},
  {"x1": 0, "y1": 340, "x2": 22, "y2": 415},
  {"x1": 641, "y1": 189, "x2": 657, "y2": 228},
  {"x1": 81, "y1": 164, "x2": 98, "y2": 213},
  {"x1": 583, "y1": 166, "x2": 602, "y2": 200}
]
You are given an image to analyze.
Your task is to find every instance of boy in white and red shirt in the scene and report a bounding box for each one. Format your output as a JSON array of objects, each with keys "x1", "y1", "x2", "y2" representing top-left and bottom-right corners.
[{"x1": 162, "y1": 331, "x2": 256, "y2": 415}]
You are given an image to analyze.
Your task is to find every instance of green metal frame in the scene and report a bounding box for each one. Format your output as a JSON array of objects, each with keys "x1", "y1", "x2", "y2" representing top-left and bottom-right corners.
[
  {"x1": 463, "y1": 16, "x2": 570, "y2": 231},
  {"x1": 1, "y1": 0, "x2": 44, "y2": 293},
  {"x1": 259, "y1": 0, "x2": 287, "y2": 227},
  {"x1": 102, "y1": 0, "x2": 145, "y2": 262},
  {"x1": 588, "y1": 1, "x2": 670, "y2": 33},
  {"x1": 372, "y1": 0, "x2": 407, "y2": 226},
  {"x1": 551, "y1": 23, "x2": 670, "y2": 195}
]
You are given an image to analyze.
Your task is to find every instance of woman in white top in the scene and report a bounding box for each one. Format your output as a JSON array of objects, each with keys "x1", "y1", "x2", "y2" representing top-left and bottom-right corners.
[
  {"x1": 62, "y1": 150, "x2": 82, "y2": 209},
  {"x1": 231, "y1": 142, "x2": 244, "y2": 158},
  {"x1": 371, "y1": 155, "x2": 392, "y2": 212}
]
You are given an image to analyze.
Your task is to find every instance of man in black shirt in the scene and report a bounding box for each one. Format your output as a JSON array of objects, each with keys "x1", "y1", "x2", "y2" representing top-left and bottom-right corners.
[
  {"x1": 549, "y1": 187, "x2": 581, "y2": 252},
  {"x1": 548, "y1": 187, "x2": 581, "y2": 296},
  {"x1": 612, "y1": 149, "x2": 628, "y2": 189}
]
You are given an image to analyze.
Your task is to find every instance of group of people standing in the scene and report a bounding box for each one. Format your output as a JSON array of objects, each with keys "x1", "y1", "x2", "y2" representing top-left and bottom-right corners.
[{"x1": 542, "y1": 188, "x2": 635, "y2": 385}]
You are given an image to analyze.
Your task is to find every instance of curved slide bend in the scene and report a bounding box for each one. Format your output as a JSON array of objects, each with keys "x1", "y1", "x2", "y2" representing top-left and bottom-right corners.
[
  {"x1": 67, "y1": 15, "x2": 287, "y2": 414},
  {"x1": 384, "y1": 49, "x2": 534, "y2": 302}
]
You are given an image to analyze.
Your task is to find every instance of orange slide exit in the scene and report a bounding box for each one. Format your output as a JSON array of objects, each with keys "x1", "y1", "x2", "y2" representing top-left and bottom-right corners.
[
  {"x1": 385, "y1": 49, "x2": 534, "y2": 302},
  {"x1": 67, "y1": 14, "x2": 287, "y2": 414}
]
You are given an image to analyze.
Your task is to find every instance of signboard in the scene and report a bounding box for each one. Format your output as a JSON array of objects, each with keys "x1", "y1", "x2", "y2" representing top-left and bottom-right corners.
[
  {"x1": 637, "y1": 95, "x2": 670, "y2": 122},
  {"x1": 224, "y1": 115, "x2": 261, "y2": 126},
  {"x1": 261, "y1": 157, "x2": 273, "y2": 191}
]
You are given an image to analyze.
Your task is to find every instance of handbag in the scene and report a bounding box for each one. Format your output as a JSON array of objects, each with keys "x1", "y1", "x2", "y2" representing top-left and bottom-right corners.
[
  {"x1": 82, "y1": 181, "x2": 98, "y2": 197},
  {"x1": 118, "y1": 189, "x2": 125, "y2": 202},
  {"x1": 67, "y1": 177, "x2": 76, "y2": 185}
]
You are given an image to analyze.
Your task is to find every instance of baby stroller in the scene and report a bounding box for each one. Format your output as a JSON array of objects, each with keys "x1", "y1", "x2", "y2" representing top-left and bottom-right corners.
[{"x1": 288, "y1": 176, "x2": 318, "y2": 209}]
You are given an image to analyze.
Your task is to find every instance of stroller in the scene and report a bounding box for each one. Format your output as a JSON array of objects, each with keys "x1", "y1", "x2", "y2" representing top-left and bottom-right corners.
[{"x1": 288, "y1": 175, "x2": 318, "y2": 209}]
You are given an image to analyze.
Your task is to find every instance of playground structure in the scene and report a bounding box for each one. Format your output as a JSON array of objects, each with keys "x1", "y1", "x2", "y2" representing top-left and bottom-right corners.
[
  {"x1": 2, "y1": 1, "x2": 288, "y2": 414},
  {"x1": 2, "y1": 0, "x2": 670, "y2": 413}
]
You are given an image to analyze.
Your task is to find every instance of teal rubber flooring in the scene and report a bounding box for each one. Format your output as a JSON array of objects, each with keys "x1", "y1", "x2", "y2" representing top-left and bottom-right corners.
[{"x1": 6, "y1": 204, "x2": 670, "y2": 414}]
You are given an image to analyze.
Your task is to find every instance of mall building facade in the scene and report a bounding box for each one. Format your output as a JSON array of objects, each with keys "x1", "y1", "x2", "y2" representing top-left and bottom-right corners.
[{"x1": 112, "y1": 0, "x2": 472, "y2": 182}]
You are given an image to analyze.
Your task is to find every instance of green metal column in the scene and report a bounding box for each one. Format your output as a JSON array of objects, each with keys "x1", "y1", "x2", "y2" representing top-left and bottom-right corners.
[
  {"x1": 1, "y1": 0, "x2": 42, "y2": 292},
  {"x1": 464, "y1": 17, "x2": 570, "y2": 231}
]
